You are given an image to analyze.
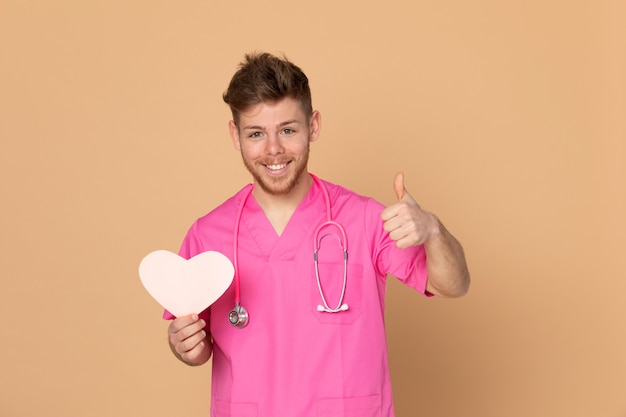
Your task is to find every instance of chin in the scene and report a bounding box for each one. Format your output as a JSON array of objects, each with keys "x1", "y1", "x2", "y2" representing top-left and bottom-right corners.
[
  {"x1": 258, "y1": 177, "x2": 296, "y2": 196},
  {"x1": 244, "y1": 156, "x2": 309, "y2": 196}
]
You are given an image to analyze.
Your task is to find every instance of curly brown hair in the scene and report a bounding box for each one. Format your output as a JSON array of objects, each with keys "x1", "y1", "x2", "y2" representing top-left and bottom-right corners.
[{"x1": 223, "y1": 52, "x2": 313, "y2": 125}]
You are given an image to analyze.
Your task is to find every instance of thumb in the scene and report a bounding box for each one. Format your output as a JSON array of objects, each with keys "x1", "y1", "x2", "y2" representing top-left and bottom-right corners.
[{"x1": 393, "y1": 172, "x2": 407, "y2": 201}]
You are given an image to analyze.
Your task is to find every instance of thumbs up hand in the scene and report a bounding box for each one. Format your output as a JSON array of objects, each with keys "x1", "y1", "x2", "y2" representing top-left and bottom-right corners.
[
  {"x1": 381, "y1": 172, "x2": 471, "y2": 297},
  {"x1": 381, "y1": 172, "x2": 438, "y2": 249}
]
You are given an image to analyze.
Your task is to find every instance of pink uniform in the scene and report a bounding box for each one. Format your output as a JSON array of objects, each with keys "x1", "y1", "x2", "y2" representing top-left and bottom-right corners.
[{"x1": 165, "y1": 175, "x2": 430, "y2": 417}]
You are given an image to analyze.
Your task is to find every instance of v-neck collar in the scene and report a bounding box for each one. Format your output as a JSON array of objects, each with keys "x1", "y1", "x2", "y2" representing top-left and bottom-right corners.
[{"x1": 240, "y1": 177, "x2": 325, "y2": 261}]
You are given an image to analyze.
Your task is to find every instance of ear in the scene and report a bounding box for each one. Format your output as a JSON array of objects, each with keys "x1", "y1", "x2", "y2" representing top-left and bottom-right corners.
[
  {"x1": 308, "y1": 110, "x2": 321, "y2": 143},
  {"x1": 228, "y1": 120, "x2": 241, "y2": 150}
]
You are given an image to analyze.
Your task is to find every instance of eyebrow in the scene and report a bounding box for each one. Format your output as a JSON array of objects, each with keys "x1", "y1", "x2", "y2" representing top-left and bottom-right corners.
[{"x1": 242, "y1": 120, "x2": 301, "y2": 131}]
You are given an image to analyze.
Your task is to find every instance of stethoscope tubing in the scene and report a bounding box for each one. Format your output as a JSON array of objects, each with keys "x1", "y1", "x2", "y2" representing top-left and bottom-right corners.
[
  {"x1": 314, "y1": 229, "x2": 348, "y2": 312},
  {"x1": 233, "y1": 183, "x2": 253, "y2": 307},
  {"x1": 231, "y1": 174, "x2": 349, "y2": 328}
]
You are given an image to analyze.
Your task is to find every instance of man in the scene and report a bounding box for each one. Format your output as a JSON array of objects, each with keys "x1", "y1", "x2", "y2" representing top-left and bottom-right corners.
[{"x1": 166, "y1": 52, "x2": 469, "y2": 416}]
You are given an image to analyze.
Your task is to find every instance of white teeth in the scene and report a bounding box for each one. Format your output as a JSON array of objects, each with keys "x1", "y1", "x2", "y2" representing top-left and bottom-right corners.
[{"x1": 266, "y1": 163, "x2": 287, "y2": 170}]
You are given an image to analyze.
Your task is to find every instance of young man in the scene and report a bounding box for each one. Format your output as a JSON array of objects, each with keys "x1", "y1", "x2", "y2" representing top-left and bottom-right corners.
[{"x1": 166, "y1": 52, "x2": 469, "y2": 417}]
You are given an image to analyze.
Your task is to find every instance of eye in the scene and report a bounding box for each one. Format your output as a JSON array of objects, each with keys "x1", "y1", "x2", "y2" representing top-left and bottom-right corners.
[
  {"x1": 282, "y1": 128, "x2": 295, "y2": 135},
  {"x1": 248, "y1": 131, "x2": 263, "y2": 139}
]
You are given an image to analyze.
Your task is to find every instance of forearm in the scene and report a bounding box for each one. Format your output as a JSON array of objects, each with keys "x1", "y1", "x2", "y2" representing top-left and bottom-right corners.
[{"x1": 423, "y1": 216, "x2": 470, "y2": 298}]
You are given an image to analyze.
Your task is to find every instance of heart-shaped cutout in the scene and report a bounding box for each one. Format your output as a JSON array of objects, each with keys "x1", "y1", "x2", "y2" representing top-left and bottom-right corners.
[{"x1": 139, "y1": 250, "x2": 234, "y2": 317}]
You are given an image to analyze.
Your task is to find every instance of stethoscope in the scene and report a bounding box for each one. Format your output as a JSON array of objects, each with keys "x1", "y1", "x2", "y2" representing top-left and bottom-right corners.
[{"x1": 228, "y1": 175, "x2": 349, "y2": 328}]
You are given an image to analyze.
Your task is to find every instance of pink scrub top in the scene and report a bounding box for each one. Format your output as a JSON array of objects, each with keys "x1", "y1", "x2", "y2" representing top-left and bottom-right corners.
[{"x1": 164, "y1": 175, "x2": 429, "y2": 417}]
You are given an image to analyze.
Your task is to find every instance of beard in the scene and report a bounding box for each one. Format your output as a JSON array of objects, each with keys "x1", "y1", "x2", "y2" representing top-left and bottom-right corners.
[{"x1": 241, "y1": 145, "x2": 310, "y2": 196}]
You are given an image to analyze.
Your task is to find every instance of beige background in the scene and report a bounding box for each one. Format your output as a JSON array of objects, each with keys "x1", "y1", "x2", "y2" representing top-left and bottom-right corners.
[{"x1": 1, "y1": 1, "x2": 625, "y2": 416}]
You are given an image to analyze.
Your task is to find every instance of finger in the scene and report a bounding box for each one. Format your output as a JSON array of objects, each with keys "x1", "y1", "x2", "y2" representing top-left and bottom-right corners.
[
  {"x1": 168, "y1": 314, "x2": 199, "y2": 333},
  {"x1": 181, "y1": 340, "x2": 207, "y2": 363},
  {"x1": 389, "y1": 227, "x2": 422, "y2": 248},
  {"x1": 382, "y1": 172, "x2": 413, "y2": 222},
  {"x1": 393, "y1": 172, "x2": 406, "y2": 201},
  {"x1": 382, "y1": 214, "x2": 401, "y2": 232},
  {"x1": 170, "y1": 321, "x2": 208, "y2": 356},
  {"x1": 178, "y1": 329, "x2": 208, "y2": 354},
  {"x1": 394, "y1": 172, "x2": 421, "y2": 209},
  {"x1": 169, "y1": 315, "x2": 206, "y2": 341}
]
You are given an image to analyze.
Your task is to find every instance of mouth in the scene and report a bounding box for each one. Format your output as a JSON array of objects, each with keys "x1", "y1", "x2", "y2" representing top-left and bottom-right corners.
[{"x1": 264, "y1": 161, "x2": 290, "y2": 172}]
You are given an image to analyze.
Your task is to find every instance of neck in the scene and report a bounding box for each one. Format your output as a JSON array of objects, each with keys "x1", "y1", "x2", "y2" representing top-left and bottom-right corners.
[{"x1": 252, "y1": 173, "x2": 313, "y2": 236}]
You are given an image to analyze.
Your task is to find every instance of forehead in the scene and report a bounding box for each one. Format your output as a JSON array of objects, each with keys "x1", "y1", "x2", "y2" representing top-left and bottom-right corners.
[{"x1": 238, "y1": 97, "x2": 307, "y2": 127}]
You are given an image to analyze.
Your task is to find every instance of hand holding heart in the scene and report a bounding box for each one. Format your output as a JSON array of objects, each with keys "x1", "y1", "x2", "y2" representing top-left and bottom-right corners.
[
  {"x1": 167, "y1": 313, "x2": 212, "y2": 366},
  {"x1": 381, "y1": 172, "x2": 439, "y2": 249}
]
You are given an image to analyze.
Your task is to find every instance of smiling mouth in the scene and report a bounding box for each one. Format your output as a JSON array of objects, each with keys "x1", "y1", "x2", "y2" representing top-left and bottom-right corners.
[{"x1": 264, "y1": 162, "x2": 289, "y2": 171}]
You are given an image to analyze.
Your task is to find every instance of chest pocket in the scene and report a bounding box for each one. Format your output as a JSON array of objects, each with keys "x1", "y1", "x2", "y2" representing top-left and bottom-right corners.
[{"x1": 310, "y1": 261, "x2": 364, "y2": 325}]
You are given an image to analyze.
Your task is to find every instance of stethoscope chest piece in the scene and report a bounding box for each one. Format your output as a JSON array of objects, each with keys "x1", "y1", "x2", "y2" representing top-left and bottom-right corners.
[{"x1": 229, "y1": 303, "x2": 249, "y2": 328}]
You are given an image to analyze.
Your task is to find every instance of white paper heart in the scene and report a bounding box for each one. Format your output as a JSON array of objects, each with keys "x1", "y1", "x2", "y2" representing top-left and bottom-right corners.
[{"x1": 139, "y1": 250, "x2": 234, "y2": 317}]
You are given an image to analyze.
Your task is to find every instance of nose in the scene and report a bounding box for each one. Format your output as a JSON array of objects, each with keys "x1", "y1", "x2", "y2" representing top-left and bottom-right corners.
[{"x1": 265, "y1": 133, "x2": 284, "y2": 155}]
